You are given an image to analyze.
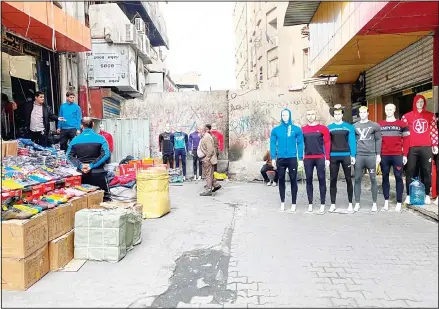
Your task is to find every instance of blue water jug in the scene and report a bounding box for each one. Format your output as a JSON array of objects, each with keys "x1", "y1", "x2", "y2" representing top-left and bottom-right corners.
[{"x1": 409, "y1": 178, "x2": 425, "y2": 206}]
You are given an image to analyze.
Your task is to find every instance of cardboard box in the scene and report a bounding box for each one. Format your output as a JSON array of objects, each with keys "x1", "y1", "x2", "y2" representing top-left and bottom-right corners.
[
  {"x1": 1, "y1": 140, "x2": 18, "y2": 157},
  {"x1": 2, "y1": 244, "x2": 50, "y2": 290},
  {"x1": 70, "y1": 195, "x2": 88, "y2": 227},
  {"x1": 87, "y1": 190, "x2": 104, "y2": 208},
  {"x1": 100, "y1": 202, "x2": 143, "y2": 216},
  {"x1": 49, "y1": 229, "x2": 74, "y2": 271},
  {"x1": 47, "y1": 203, "x2": 73, "y2": 241},
  {"x1": 1, "y1": 212, "x2": 48, "y2": 259}
]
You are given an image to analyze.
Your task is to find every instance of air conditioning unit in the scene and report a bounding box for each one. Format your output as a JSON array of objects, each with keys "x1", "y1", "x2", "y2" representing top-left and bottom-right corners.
[
  {"x1": 142, "y1": 34, "x2": 151, "y2": 55},
  {"x1": 125, "y1": 23, "x2": 137, "y2": 43},
  {"x1": 135, "y1": 18, "x2": 145, "y2": 34}
]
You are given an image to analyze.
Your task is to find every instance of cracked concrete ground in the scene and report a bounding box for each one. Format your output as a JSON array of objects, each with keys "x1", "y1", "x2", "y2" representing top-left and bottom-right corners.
[{"x1": 2, "y1": 181, "x2": 438, "y2": 308}]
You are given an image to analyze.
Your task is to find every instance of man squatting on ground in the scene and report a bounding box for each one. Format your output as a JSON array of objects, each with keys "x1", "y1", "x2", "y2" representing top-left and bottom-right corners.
[
  {"x1": 67, "y1": 117, "x2": 111, "y2": 201},
  {"x1": 270, "y1": 108, "x2": 304, "y2": 212},
  {"x1": 261, "y1": 150, "x2": 278, "y2": 186},
  {"x1": 353, "y1": 106, "x2": 382, "y2": 212},
  {"x1": 327, "y1": 104, "x2": 356, "y2": 213}
]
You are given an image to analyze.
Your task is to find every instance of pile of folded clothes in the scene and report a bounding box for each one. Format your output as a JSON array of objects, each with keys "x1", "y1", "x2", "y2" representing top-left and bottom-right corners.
[
  {"x1": 1, "y1": 184, "x2": 100, "y2": 221},
  {"x1": 168, "y1": 168, "x2": 183, "y2": 183},
  {"x1": 107, "y1": 172, "x2": 137, "y2": 202}
]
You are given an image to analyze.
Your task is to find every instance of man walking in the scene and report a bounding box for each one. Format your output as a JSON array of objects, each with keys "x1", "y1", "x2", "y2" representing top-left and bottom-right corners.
[
  {"x1": 189, "y1": 126, "x2": 202, "y2": 180},
  {"x1": 67, "y1": 117, "x2": 111, "y2": 201},
  {"x1": 57, "y1": 91, "x2": 82, "y2": 151},
  {"x1": 24, "y1": 91, "x2": 62, "y2": 147},
  {"x1": 198, "y1": 124, "x2": 221, "y2": 196},
  {"x1": 206, "y1": 124, "x2": 220, "y2": 172}
]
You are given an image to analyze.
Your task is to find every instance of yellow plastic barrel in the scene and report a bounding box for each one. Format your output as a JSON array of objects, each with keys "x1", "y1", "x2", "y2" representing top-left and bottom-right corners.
[{"x1": 137, "y1": 169, "x2": 170, "y2": 219}]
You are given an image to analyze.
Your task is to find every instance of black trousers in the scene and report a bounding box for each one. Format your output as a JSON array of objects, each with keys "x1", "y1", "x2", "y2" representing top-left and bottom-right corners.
[
  {"x1": 406, "y1": 146, "x2": 432, "y2": 195},
  {"x1": 329, "y1": 156, "x2": 353, "y2": 204},
  {"x1": 192, "y1": 151, "x2": 202, "y2": 177},
  {"x1": 381, "y1": 155, "x2": 404, "y2": 203},
  {"x1": 29, "y1": 130, "x2": 49, "y2": 147},
  {"x1": 277, "y1": 158, "x2": 298, "y2": 204},
  {"x1": 261, "y1": 164, "x2": 278, "y2": 183},
  {"x1": 82, "y1": 171, "x2": 111, "y2": 201},
  {"x1": 163, "y1": 153, "x2": 174, "y2": 168},
  {"x1": 304, "y1": 158, "x2": 326, "y2": 204},
  {"x1": 59, "y1": 128, "x2": 77, "y2": 151}
]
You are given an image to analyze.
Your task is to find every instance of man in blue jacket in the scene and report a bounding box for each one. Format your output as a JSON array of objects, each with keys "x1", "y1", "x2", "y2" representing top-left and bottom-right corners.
[
  {"x1": 270, "y1": 108, "x2": 304, "y2": 212},
  {"x1": 67, "y1": 117, "x2": 111, "y2": 200},
  {"x1": 57, "y1": 91, "x2": 82, "y2": 151}
]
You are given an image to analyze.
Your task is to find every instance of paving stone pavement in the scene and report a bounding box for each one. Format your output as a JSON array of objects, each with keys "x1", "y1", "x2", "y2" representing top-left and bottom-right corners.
[{"x1": 2, "y1": 181, "x2": 438, "y2": 308}]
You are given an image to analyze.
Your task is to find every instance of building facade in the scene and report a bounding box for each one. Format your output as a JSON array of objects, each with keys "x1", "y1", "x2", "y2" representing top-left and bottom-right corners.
[
  {"x1": 284, "y1": 1, "x2": 439, "y2": 122},
  {"x1": 233, "y1": 2, "x2": 309, "y2": 91}
]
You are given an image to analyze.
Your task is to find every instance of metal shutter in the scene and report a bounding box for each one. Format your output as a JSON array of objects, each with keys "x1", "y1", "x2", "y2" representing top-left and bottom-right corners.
[{"x1": 366, "y1": 35, "x2": 433, "y2": 100}]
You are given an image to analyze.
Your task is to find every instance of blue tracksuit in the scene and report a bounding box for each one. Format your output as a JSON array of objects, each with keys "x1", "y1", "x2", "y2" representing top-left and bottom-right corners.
[
  {"x1": 58, "y1": 102, "x2": 82, "y2": 130},
  {"x1": 173, "y1": 131, "x2": 189, "y2": 176},
  {"x1": 66, "y1": 128, "x2": 110, "y2": 170},
  {"x1": 270, "y1": 108, "x2": 304, "y2": 160}
]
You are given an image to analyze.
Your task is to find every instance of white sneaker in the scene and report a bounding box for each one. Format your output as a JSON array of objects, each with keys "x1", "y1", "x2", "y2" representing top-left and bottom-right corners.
[
  {"x1": 198, "y1": 176, "x2": 202, "y2": 181},
  {"x1": 280, "y1": 203, "x2": 285, "y2": 212},
  {"x1": 425, "y1": 195, "x2": 432, "y2": 205},
  {"x1": 371, "y1": 204, "x2": 378, "y2": 212},
  {"x1": 183, "y1": 176, "x2": 186, "y2": 181},
  {"x1": 347, "y1": 205, "x2": 353, "y2": 212},
  {"x1": 266, "y1": 182, "x2": 272, "y2": 186},
  {"x1": 395, "y1": 203, "x2": 402, "y2": 212},
  {"x1": 354, "y1": 204, "x2": 360, "y2": 212},
  {"x1": 329, "y1": 205, "x2": 336, "y2": 213},
  {"x1": 273, "y1": 182, "x2": 277, "y2": 187},
  {"x1": 404, "y1": 196, "x2": 410, "y2": 205},
  {"x1": 291, "y1": 204, "x2": 296, "y2": 212},
  {"x1": 307, "y1": 205, "x2": 313, "y2": 212}
]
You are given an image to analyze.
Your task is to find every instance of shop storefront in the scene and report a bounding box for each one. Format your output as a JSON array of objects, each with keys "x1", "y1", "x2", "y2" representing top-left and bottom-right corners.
[
  {"x1": 365, "y1": 35, "x2": 434, "y2": 121},
  {"x1": 1, "y1": 30, "x2": 60, "y2": 139}
]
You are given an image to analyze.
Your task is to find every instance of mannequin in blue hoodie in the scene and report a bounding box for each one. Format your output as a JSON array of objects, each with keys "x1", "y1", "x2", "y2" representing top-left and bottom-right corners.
[{"x1": 270, "y1": 108, "x2": 304, "y2": 212}]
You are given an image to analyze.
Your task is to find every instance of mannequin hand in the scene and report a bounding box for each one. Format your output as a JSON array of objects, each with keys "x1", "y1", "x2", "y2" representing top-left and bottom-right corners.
[
  {"x1": 325, "y1": 160, "x2": 330, "y2": 167},
  {"x1": 376, "y1": 155, "x2": 381, "y2": 164},
  {"x1": 433, "y1": 146, "x2": 439, "y2": 155},
  {"x1": 403, "y1": 156, "x2": 408, "y2": 165},
  {"x1": 351, "y1": 157, "x2": 356, "y2": 165},
  {"x1": 76, "y1": 130, "x2": 81, "y2": 136},
  {"x1": 272, "y1": 159, "x2": 276, "y2": 168}
]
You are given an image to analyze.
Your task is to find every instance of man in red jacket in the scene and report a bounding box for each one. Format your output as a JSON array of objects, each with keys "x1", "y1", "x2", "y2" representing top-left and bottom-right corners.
[{"x1": 402, "y1": 95, "x2": 438, "y2": 205}]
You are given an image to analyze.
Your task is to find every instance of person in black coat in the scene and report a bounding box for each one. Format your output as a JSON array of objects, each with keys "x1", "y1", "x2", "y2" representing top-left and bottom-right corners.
[{"x1": 23, "y1": 91, "x2": 64, "y2": 147}]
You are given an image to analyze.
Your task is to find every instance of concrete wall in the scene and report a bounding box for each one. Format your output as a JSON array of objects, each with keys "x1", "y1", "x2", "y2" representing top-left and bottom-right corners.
[
  {"x1": 121, "y1": 91, "x2": 229, "y2": 158},
  {"x1": 228, "y1": 85, "x2": 352, "y2": 180},
  {"x1": 121, "y1": 85, "x2": 351, "y2": 180}
]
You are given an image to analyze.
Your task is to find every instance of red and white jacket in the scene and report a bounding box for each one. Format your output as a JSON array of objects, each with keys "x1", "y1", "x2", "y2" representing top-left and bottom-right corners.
[{"x1": 401, "y1": 94, "x2": 438, "y2": 149}]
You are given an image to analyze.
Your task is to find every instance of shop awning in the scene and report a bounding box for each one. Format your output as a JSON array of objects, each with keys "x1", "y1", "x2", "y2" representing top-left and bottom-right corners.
[
  {"x1": 283, "y1": 1, "x2": 321, "y2": 27},
  {"x1": 1, "y1": 1, "x2": 91, "y2": 52}
]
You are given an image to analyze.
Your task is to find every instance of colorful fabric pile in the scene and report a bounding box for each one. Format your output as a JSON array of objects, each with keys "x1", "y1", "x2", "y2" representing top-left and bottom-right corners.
[{"x1": 168, "y1": 168, "x2": 183, "y2": 183}]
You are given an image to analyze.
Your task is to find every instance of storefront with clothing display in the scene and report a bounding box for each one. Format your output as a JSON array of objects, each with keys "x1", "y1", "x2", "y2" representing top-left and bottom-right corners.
[
  {"x1": 365, "y1": 35, "x2": 435, "y2": 121},
  {"x1": 1, "y1": 29, "x2": 60, "y2": 140}
]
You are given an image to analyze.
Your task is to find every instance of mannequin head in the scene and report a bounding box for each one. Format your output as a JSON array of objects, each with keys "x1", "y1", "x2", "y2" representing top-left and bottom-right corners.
[
  {"x1": 212, "y1": 123, "x2": 217, "y2": 131},
  {"x1": 415, "y1": 96, "x2": 425, "y2": 112},
  {"x1": 165, "y1": 123, "x2": 171, "y2": 133},
  {"x1": 281, "y1": 110, "x2": 290, "y2": 124},
  {"x1": 99, "y1": 123, "x2": 105, "y2": 131},
  {"x1": 176, "y1": 123, "x2": 182, "y2": 132},
  {"x1": 306, "y1": 110, "x2": 317, "y2": 124},
  {"x1": 384, "y1": 103, "x2": 396, "y2": 119},
  {"x1": 359, "y1": 106, "x2": 369, "y2": 121},
  {"x1": 196, "y1": 126, "x2": 202, "y2": 134},
  {"x1": 333, "y1": 110, "x2": 343, "y2": 123}
]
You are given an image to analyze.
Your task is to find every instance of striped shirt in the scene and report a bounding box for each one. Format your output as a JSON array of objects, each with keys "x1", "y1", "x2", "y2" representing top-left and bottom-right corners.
[
  {"x1": 378, "y1": 120, "x2": 410, "y2": 156},
  {"x1": 30, "y1": 103, "x2": 44, "y2": 132}
]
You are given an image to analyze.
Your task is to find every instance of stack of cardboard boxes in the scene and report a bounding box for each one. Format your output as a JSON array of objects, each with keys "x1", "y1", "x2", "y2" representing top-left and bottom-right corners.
[
  {"x1": 1, "y1": 140, "x2": 18, "y2": 158},
  {"x1": 1, "y1": 190, "x2": 104, "y2": 290}
]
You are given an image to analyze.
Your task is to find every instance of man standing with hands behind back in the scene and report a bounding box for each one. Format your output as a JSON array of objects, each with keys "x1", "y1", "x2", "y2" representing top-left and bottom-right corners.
[{"x1": 57, "y1": 91, "x2": 82, "y2": 151}]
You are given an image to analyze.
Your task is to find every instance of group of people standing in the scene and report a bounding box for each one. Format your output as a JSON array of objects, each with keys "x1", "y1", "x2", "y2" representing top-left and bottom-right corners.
[
  {"x1": 158, "y1": 123, "x2": 223, "y2": 196},
  {"x1": 267, "y1": 94, "x2": 438, "y2": 213}
]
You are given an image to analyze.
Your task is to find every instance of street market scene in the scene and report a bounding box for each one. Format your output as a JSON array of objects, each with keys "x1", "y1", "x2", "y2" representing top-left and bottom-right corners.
[{"x1": 1, "y1": 1, "x2": 438, "y2": 308}]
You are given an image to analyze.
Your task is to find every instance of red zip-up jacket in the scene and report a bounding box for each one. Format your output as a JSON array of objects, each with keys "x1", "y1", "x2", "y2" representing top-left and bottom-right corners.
[
  {"x1": 210, "y1": 130, "x2": 224, "y2": 152},
  {"x1": 401, "y1": 95, "x2": 438, "y2": 150},
  {"x1": 99, "y1": 130, "x2": 114, "y2": 153}
]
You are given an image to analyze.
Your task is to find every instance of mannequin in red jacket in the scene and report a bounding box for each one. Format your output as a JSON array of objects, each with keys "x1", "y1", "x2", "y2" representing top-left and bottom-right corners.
[
  {"x1": 99, "y1": 123, "x2": 114, "y2": 153},
  {"x1": 402, "y1": 95, "x2": 438, "y2": 205},
  {"x1": 210, "y1": 123, "x2": 224, "y2": 172}
]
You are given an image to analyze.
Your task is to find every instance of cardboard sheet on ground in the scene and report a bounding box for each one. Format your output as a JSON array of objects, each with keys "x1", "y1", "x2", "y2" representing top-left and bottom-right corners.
[{"x1": 57, "y1": 259, "x2": 87, "y2": 272}]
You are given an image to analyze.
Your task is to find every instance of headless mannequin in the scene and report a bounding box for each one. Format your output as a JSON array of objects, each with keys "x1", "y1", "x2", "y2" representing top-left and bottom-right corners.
[
  {"x1": 354, "y1": 107, "x2": 382, "y2": 212},
  {"x1": 328, "y1": 107, "x2": 356, "y2": 213},
  {"x1": 381, "y1": 104, "x2": 408, "y2": 212},
  {"x1": 403, "y1": 97, "x2": 438, "y2": 205},
  {"x1": 159, "y1": 123, "x2": 174, "y2": 168},
  {"x1": 302, "y1": 110, "x2": 330, "y2": 213}
]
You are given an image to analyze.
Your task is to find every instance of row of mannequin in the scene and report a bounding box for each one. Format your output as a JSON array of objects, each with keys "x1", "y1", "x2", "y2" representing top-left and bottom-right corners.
[
  {"x1": 270, "y1": 94, "x2": 438, "y2": 213},
  {"x1": 158, "y1": 123, "x2": 224, "y2": 180}
]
